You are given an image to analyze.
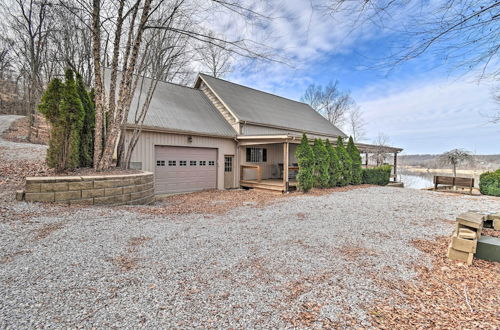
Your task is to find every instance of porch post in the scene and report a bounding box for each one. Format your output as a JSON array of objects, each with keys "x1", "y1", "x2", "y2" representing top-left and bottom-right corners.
[
  {"x1": 283, "y1": 142, "x2": 289, "y2": 192},
  {"x1": 393, "y1": 152, "x2": 398, "y2": 182},
  {"x1": 365, "y1": 152, "x2": 369, "y2": 167}
]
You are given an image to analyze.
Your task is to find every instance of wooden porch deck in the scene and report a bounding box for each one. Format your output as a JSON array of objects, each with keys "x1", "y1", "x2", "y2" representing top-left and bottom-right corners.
[{"x1": 240, "y1": 179, "x2": 297, "y2": 192}]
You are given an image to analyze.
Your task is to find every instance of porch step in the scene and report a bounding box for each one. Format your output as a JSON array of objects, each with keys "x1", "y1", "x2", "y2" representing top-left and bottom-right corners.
[{"x1": 240, "y1": 180, "x2": 284, "y2": 192}]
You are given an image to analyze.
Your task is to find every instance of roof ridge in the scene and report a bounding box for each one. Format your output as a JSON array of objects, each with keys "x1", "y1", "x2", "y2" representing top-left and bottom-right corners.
[{"x1": 199, "y1": 73, "x2": 310, "y2": 106}]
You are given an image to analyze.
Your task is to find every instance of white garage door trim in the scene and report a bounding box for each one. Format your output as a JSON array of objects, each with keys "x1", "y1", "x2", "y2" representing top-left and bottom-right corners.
[{"x1": 154, "y1": 145, "x2": 218, "y2": 194}]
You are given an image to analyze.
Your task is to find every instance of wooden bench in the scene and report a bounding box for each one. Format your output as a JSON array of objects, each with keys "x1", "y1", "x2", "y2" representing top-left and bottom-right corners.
[{"x1": 434, "y1": 176, "x2": 474, "y2": 194}]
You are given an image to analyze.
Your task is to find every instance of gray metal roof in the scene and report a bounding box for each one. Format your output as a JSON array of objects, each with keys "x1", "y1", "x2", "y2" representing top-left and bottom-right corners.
[
  {"x1": 127, "y1": 76, "x2": 237, "y2": 137},
  {"x1": 198, "y1": 73, "x2": 347, "y2": 138}
]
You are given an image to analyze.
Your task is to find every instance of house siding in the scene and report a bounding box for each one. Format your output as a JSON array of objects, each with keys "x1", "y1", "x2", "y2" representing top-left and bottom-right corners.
[
  {"x1": 125, "y1": 130, "x2": 237, "y2": 190},
  {"x1": 241, "y1": 123, "x2": 339, "y2": 141},
  {"x1": 199, "y1": 81, "x2": 239, "y2": 133}
]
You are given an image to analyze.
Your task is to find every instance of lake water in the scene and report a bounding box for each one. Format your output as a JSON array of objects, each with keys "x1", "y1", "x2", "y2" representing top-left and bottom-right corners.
[
  {"x1": 399, "y1": 173, "x2": 434, "y2": 189},
  {"x1": 399, "y1": 170, "x2": 481, "y2": 189}
]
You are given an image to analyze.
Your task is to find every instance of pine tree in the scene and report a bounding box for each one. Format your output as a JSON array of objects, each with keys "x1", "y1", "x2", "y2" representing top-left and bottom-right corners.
[
  {"x1": 76, "y1": 74, "x2": 95, "y2": 167},
  {"x1": 336, "y1": 136, "x2": 352, "y2": 186},
  {"x1": 346, "y1": 136, "x2": 362, "y2": 184},
  {"x1": 38, "y1": 78, "x2": 64, "y2": 169},
  {"x1": 312, "y1": 139, "x2": 330, "y2": 188},
  {"x1": 325, "y1": 139, "x2": 341, "y2": 187},
  {"x1": 38, "y1": 69, "x2": 85, "y2": 171},
  {"x1": 59, "y1": 69, "x2": 85, "y2": 169},
  {"x1": 295, "y1": 133, "x2": 314, "y2": 192}
]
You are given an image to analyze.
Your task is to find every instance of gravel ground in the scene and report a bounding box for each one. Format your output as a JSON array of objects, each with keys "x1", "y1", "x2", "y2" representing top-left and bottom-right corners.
[
  {"x1": 0, "y1": 115, "x2": 47, "y2": 161},
  {"x1": 1, "y1": 187, "x2": 499, "y2": 328},
  {"x1": 1, "y1": 115, "x2": 499, "y2": 328}
]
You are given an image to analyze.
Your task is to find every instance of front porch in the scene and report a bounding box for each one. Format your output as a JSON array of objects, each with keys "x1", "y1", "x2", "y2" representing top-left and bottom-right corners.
[
  {"x1": 236, "y1": 135, "x2": 403, "y2": 193},
  {"x1": 237, "y1": 136, "x2": 297, "y2": 193}
]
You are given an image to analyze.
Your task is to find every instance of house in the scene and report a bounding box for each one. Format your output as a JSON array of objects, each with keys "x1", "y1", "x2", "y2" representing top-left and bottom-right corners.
[{"x1": 124, "y1": 73, "x2": 402, "y2": 194}]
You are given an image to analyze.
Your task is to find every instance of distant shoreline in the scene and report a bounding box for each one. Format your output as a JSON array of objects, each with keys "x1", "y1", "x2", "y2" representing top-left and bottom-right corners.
[{"x1": 400, "y1": 166, "x2": 488, "y2": 176}]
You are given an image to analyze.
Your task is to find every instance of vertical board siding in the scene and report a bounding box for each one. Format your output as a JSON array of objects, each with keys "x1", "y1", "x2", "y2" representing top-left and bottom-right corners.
[
  {"x1": 126, "y1": 130, "x2": 237, "y2": 190},
  {"x1": 241, "y1": 124, "x2": 339, "y2": 141},
  {"x1": 199, "y1": 82, "x2": 238, "y2": 127}
]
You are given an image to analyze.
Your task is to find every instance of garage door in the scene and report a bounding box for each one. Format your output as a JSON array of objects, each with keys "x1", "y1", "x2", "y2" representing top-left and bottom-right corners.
[{"x1": 154, "y1": 146, "x2": 217, "y2": 194}]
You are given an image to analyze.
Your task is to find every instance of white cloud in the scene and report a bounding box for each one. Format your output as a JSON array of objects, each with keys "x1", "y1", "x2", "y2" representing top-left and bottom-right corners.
[
  {"x1": 192, "y1": 0, "x2": 397, "y2": 93},
  {"x1": 357, "y1": 75, "x2": 500, "y2": 154}
]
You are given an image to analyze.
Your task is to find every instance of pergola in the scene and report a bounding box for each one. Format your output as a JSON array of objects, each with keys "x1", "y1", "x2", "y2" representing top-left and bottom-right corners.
[{"x1": 354, "y1": 143, "x2": 404, "y2": 182}]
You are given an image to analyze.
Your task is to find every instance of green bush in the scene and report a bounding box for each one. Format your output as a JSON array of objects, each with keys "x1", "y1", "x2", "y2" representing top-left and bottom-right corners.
[
  {"x1": 346, "y1": 136, "x2": 362, "y2": 185},
  {"x1": 335, "y1": 136, "x2": 352, "y2": 186},
  {"x1": 325, "y1": 139, "x2": 340, "y2": 187},
  {"x1": 38, "y1": 69, "x2": 85, "y2": 171},
  {"x1": 362, "y1": 165, "x2": 392, "y2": 185},
  {"x1": 312, "y1": 139, "x2": 330, "y2": 188},
  {"x1": 479, "y1": 169, "x2": 500, "y2": 196},
  {"x1": 296, "y1": 133, "x2": 314, "y2": 192}
]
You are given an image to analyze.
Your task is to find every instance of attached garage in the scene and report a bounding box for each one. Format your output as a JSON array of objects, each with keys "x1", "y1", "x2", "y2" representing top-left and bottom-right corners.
[{"x1": 154, "y1": 146, "x2": 217, "y2": 194}]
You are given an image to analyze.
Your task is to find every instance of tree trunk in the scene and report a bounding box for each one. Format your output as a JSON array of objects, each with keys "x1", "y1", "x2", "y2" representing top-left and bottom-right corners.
[
  {"x1": 91, "y1": 0, "x2": 104, "y2": 169},
  {"x1": 96, "y1": 0, "x2": 153, "y2": 170}
]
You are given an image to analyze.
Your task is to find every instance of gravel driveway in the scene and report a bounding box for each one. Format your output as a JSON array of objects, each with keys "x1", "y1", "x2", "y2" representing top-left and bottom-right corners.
[
  {"x1": 1, "y1": 186, "x2": 499, "y2": 328},
  {"x1": 0, "y1": 115, "x2": 47, "y2": 161}
]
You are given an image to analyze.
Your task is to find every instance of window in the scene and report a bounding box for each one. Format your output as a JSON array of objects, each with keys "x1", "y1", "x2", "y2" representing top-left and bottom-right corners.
[
  {"x1": 180, "y1": 160, "x2": 187, "y2": 166},
  {"x1": 168, "y1": 160, "x2": 176, "y2": 166},
  {"x1": 200, "y1": 161, "x2": 206, "y2": 166},
  {"x1": 208, "y1": 161, "x2": 215, "y2": 166},
  {"x1": 190, "y1": 160, "x2": 196, "y2": 166},
  {"x1": 224, "y1": 156, "x2": 233, "y2": 172},
  {"x1": 156, "y1": 160, "x2": 165, "y2": 166},
  {"x1": 246, "y1": 147, "x2": 267, "y2": 162}
]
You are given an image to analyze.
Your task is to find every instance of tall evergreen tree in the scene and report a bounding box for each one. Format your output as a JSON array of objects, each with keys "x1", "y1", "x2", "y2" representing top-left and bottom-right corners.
[
  {"x1": 59, "y1": 69, "x2": 85, "y2": 169},
  {"x1": 346, "y1": 136, "x2": 363, "y2": 184},
  {"x1": 76, "y1": 74, "x2": 95, "y2": 167},
  {"x1": 336, "y1": 136, "x2": 352, "y2": 186},
  {"x1": 295, "y1": 133, "x2": 314, "y2": 192},
  {"x1": 38, "y1": 78, "x2": 64, "y2": 169},
  {"x1": 312, "y1": 139, "x2": 330, "y2": 188},
  {"x1": 38, "y1": 69, "x2": 84, "y2": 171},
  {"x1": 325, "y1": 139, "x2": 341, "y2": 187}
]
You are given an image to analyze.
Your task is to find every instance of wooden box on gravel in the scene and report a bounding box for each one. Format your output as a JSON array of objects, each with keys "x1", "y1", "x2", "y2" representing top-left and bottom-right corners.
[
  {"x1": 447, "y1": 211, "x2": 500, "y2": 265},
  {"x1": 447, "y1": 212, "x2": 485, "y2": 265}
]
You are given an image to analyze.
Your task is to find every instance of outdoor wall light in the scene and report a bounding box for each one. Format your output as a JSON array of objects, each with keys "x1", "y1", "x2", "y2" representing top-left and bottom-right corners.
[{"x1": 187, "y1": 135, "x2": 193, "y2": 143}]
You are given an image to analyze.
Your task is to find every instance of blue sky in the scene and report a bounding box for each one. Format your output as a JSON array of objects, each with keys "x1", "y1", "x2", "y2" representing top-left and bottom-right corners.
[{"x1": 203, "y1": 0, "x2": 500, "y2": 155}]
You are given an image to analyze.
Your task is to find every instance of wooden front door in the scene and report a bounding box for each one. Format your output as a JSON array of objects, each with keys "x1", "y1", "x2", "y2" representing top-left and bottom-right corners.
[{"x1": 224, "y1": 155, "x2": 234, "y2": 189}]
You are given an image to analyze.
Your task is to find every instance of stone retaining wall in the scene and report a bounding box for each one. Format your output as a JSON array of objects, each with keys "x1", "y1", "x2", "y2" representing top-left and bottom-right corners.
[{"x1": 18, "y1": 172, "x2": 154, "y2": 205}]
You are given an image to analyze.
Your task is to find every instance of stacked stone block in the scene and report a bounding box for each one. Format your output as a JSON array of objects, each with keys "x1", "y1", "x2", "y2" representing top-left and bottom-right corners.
[
  {"x1": 447, "y1": 211, "x2": 500, "y2": 265},
  {"x1": 17, "y1": 172, "x2": 154, "y2": 206}
]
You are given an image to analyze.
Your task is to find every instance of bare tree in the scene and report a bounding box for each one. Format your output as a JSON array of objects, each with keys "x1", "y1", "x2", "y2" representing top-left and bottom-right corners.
[
  {"x1": 84, "y1": 0, "x2": 279, "y2": 170},
  {"x1": 439, "y1": 149, "x2": 474, "y2": 178},
  {"x1": 196, "y1": 31, "x2": 233, "y2": 78},
  {"x1": 372, "y1": 133, "x2": 389, "y2": 166},
  {"x1": 50, "y1": 5, "x2": 94, "y2": 86},
  {"x1": 301, "y1": 80, "x2": 355, "y2": 128},
  {"x1": 346, "y1": 106, "x2": 366, "y2": 142},
  {"x1": 2, "y1": 0, "x2": 53, "y2": 132},
  {"x1": 118, "y1": 4, "x2": 194, "y2": 168},
  {"x1": 323, "y1": 1, "x2": 500, "y2": 81}
]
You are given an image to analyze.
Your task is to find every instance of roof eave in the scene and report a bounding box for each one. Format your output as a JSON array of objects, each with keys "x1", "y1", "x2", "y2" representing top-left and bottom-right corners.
[{"x1": 126, "y1": 124, "x2": 236, "y2": 139}]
